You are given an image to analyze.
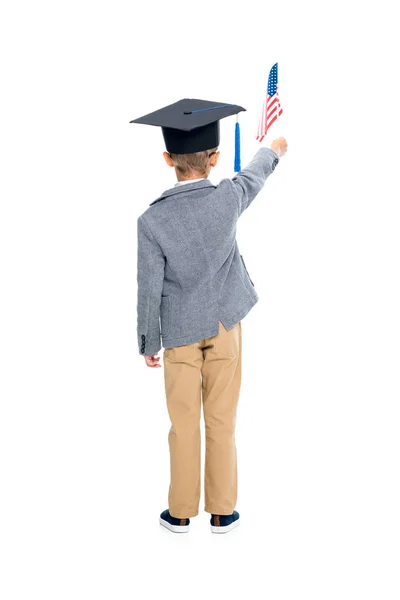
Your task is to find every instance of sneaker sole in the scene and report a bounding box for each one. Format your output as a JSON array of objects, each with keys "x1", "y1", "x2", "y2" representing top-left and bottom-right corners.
[
  {"x1": 159, "y1": 517, "x2": 190, "y2": 533},
  {"x1": 210, "y1": 519, "x2": 240, "y2": 534}
]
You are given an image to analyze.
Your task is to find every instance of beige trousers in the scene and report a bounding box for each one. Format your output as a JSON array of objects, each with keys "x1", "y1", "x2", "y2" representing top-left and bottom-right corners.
[{"x1": 163, "y1": 320, "x2": 242, "y2": 518}]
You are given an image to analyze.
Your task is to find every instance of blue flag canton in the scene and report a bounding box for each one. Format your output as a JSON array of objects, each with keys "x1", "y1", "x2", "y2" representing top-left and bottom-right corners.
[{"x1": 267, "y1": 63, "x2": 278, "y2": 96}]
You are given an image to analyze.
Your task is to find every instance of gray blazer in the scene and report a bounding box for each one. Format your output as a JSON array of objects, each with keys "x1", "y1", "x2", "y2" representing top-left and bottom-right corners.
[{"x1": 136, "y1": 147, "x2": 280, "y2": 355}]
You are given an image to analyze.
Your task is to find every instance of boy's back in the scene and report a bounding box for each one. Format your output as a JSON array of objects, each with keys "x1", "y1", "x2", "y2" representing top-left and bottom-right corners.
[
  {"x1": 132, "y1": 96, "x2": 287, "y2": 533},
  {"x1": 137, "y1": 147, "x2": 280, "y2": 355}
]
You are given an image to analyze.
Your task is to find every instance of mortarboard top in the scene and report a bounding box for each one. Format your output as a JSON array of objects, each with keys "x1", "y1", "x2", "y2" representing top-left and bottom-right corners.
[{"x1": 130, "y1": 98, "x2": 245, "y2": 155}]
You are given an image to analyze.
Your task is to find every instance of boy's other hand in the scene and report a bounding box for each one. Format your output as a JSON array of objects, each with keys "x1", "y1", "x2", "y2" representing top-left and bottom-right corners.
[
  {"x1": 144, "y1": 353, "x2": 162, "y2": 368},
  {"x1": 271, "y1": 136, "x2": 288, "y2": 158}
]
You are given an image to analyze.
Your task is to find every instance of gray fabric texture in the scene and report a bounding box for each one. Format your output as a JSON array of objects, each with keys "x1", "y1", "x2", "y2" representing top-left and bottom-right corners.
[{"x1": 136, "y1": 147, "x2": 280, "y2": 355}]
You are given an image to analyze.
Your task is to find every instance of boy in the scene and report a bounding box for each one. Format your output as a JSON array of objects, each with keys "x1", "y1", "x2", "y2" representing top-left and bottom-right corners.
[{"x1": 131, "y1": 98, "x2": 288, "y2": 534}]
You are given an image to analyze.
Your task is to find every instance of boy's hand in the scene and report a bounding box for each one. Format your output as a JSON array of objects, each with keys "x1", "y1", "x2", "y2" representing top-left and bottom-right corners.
[
  {"x1": 144, "y1": 353, "x2": 162, "y2": 368},
  {"x1": 271, "y1": 136, "x2": 288, "y2": 158}
]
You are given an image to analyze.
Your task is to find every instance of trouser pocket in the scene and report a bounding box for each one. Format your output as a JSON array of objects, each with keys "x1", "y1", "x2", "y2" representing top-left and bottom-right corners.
[{"x1": 214, "y1": 320, "x2": 241, "y2": 358}]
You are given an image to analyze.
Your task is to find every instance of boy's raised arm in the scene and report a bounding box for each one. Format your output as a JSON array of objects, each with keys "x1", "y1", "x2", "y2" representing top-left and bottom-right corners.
[
  {"x1": 231, "y1": 136, "x2": 287, "y2": 216},
  {"x1": 137, "y1": 215, "x2": 165, "y2": 356}
]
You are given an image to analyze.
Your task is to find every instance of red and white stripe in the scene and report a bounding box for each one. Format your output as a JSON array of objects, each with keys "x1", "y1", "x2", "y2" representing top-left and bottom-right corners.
[{"x1": 256, "y1": 84, "x2": 283, "y2": 142}]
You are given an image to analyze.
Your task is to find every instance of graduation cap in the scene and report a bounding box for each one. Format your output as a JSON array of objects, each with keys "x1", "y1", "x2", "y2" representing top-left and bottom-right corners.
[{"x1": 130, "y1": 98, "x2": 246, "y2": 172}]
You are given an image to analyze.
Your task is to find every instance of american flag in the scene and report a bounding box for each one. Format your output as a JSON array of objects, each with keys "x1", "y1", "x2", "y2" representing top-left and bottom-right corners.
[{"x1": 256, "y1": 62, "x2": 283, "y2": 142}]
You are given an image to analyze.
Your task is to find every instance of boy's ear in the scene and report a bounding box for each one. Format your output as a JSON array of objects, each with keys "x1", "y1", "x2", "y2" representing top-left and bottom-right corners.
[
  {"x1": 210, "y1": 151, "x2": 220, "y2": 167},
  {"x1": 163, "y1": 151, "x2": 175, "y2": 167}
]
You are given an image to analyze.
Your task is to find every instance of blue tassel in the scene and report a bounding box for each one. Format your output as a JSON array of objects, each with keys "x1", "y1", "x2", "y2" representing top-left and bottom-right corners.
[{"x1": 234, "y1": 118, "x2": 241, "y2": 172}]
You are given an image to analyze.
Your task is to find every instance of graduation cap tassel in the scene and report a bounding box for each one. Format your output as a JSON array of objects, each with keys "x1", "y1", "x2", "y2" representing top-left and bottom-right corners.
[{"x1": 234, "y1": 114, "x2": 241, "y2": 173}]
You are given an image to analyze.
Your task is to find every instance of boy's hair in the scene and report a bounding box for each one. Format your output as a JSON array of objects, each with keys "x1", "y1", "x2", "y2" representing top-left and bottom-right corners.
[{"x1": 169, "y1": 147, "x2": 218, "y2": 177}]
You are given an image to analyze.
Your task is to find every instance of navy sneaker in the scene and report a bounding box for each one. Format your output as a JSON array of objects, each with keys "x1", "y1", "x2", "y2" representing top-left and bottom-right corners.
[
  {"x1": 210, "y1": 510, "x2": 240, "y2": 534},
  {"x1": 159, "y1": 509, "x2": 190, "y2": 533}
]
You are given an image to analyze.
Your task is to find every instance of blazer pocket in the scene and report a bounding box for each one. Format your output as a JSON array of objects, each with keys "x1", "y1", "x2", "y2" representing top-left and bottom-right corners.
[
  {"x1": 160, "y1": 295, "x2": 170, "y2": 337},
  {"x1": 240, "y1": 254, "x2": 254, "y2": 286}
]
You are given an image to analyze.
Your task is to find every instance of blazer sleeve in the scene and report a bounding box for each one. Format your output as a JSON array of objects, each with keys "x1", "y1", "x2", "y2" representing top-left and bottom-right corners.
[
  {"x1": 231, "y1": 147, "x2": 280, "y2": 216},
  {"x1": 136, "y1": 215, "x2": 165, "y2": 356}
]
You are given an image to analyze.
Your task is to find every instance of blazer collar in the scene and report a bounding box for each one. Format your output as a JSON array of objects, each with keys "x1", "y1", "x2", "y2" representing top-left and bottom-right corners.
[{"x1": 149, "y1": 179, "x2": 216, "y2": 206}]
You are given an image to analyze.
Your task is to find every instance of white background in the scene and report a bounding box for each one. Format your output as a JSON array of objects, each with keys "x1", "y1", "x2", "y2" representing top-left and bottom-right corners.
[{"x1": 1, "y1": 1, "x2": 399, "y2": 598}]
